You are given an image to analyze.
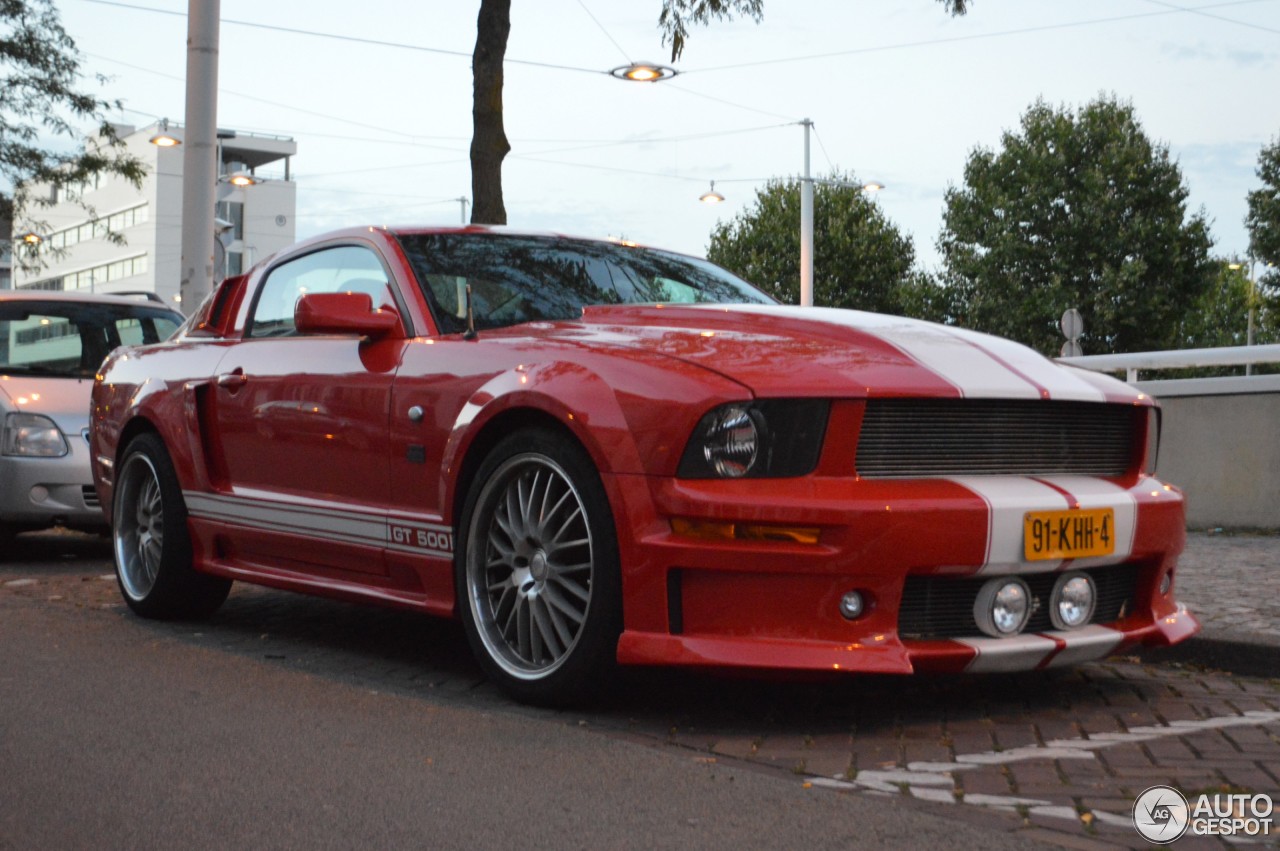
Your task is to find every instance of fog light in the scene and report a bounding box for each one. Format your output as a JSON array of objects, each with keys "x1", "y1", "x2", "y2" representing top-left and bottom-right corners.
[
  {"x1": 1049, "y1": 571, "x2": 1096, "y2": 630},
  {"x1": 1159, "y1": 571, "x2": 1172, "y2": 596},
  {"x1": 30, "y1": 485, "x2": 49, "y2": 504},
  {"x1": 974, "y1": 577, "x2": 1032, "y2": 637},
  {"x1": 839, "y1": 591, "x2": 864, "y2": 620}
]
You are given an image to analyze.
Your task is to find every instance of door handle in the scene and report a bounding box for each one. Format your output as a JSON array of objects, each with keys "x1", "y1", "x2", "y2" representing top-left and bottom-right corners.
[{"x1": 216, "y1": 370, "x2": 248, "y2": 389}]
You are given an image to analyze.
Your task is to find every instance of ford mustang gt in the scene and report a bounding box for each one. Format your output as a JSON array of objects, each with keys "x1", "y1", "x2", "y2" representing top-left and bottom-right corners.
[{"x1": 89, "y1": 226, "x2": 1197, "y2": 704}]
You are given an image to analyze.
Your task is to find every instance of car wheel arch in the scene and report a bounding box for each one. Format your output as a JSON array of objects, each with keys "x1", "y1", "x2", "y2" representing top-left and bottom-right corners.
[
  {"x1": 103, "y1": 416, "x2": 165, "y2": 513},
  {"x1": 447, "y1": 407, "x2": 605, "y2": 539}
]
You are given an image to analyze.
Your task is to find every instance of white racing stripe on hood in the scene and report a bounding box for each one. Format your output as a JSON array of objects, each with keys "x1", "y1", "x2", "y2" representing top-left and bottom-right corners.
[{"x1": 721, "y1": 305, "x2": 1106, "y2": 401}]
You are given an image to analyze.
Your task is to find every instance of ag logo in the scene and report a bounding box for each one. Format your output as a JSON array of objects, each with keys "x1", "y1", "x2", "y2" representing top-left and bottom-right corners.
[{"x1": 1133, "y1": 785, "x2": 1190, "y2": 843}]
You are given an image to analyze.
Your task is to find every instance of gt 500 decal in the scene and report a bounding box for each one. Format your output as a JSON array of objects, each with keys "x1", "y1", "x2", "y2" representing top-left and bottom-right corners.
[
  {"x1": 389, "y1": 523, "x2": 453, "y2": 555},
  {"x1": 184, "y1": 492, "x2": 453, "y2": 560}
]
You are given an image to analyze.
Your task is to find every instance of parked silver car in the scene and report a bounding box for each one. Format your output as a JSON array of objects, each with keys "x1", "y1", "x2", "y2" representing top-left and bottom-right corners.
[{"x1": 1, "y1": 291, "x2": 183, "y2": 543}]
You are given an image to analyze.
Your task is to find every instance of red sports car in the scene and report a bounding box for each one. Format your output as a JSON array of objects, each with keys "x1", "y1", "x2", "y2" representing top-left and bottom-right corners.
[{"x1": 89, "y1": 226, "x2": 1198, "y2": 704}]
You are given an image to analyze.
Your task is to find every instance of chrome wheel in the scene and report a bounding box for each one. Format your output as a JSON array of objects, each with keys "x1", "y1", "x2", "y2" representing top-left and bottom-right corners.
[
  {"x1": 467, "y1": 453, "x2": 595, "y2": 681},
  {"x1": 110, "y1": 433, "x2": 230, "y2": 619},
  {"x1": 114, "y1": 452, "x2": 164, "y2": 601}
]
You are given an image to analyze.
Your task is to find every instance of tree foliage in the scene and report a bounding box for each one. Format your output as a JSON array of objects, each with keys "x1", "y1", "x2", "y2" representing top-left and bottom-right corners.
[
  {"x1": 938, "y1": 95, "x2": 1215, "y2": 356},
  {"x1": 707, "y1": 175, "x2": 917, "y2": 312},
  {"x1": 1, "y1": 0, "x2": 143, "y2": 261},
  {"x1": 1246, "y1": 135, "x2": 1280, "y2": 290},
  {"x1": 658, "y1": 0, "x2": 968, "y2": 60}
]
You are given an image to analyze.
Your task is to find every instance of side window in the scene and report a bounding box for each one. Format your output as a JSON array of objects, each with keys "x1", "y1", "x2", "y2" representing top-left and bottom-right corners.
[{"x1": 247, "y1": 245, "x2": 391, "y2": 339}]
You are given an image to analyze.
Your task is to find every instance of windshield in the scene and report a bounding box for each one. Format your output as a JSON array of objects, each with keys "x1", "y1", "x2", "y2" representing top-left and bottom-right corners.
[
  {"x1": 395, "y1": 232, "x2": 775, "y2": 334},
  {"x1": 0, "y1": 300, "x2": 182, "y2": 378}
]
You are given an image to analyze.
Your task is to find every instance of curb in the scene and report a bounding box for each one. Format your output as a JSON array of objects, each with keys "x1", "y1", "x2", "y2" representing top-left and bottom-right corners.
[{"x1": 1130, "y1": 631, "x2": 1280, "y2": 679}]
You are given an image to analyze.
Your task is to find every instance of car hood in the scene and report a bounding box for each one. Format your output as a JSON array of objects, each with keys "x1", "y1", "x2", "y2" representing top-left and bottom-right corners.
[
  {"x1": 0, "y1": 375, "x2": 95, "y2": 434},
  {"x1": 554, "y1": 304, "x2": 1140, "y2": 403}
]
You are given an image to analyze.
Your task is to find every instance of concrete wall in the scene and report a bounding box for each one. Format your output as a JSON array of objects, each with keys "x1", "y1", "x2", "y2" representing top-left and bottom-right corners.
[{"x1": 1140, "y1": 377, "x2": 1280, "y2": 530}]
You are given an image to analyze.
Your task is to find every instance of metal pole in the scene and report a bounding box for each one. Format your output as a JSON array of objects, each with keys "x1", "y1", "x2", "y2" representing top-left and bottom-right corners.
[
  {"x1": 179, "y1": 0, "x2": 220, "y2": 313},
  {"x1": 457, "y1": 197, "x2": 469, "y2": 225},
  {"x1": 800, "y1": 119, "x2": 814, "y2": 308},
  {"x1": 1246, "y1": 254, "x2": 1256, "y2": 376}
]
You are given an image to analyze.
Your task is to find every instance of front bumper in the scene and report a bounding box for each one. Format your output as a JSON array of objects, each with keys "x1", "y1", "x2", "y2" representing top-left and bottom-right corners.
[
  {"x1": 608, "y1": 470, "x2": 1196, "y2": 675},
  {"x1": 0, "y1": 437, "x2": 106, "y2": 530}
]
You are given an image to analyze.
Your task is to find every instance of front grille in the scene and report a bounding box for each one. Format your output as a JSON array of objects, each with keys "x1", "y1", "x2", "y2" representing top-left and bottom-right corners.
[
  {"x1": 856, "y1": 399, "x2": 1138, "y2": 478},
  {"x1": 82, "y1": 485, "x2": 100, "y2": 509},
  {"x1": 898, "y1": 564, "x2": 1139, "y2": 640}
]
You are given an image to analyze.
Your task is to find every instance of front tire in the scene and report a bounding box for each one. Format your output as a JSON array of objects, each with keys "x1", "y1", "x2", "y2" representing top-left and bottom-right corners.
[
  {"x1": 113, "y1": 433, "x2": 231, "y2": 619},
  {"x1": 457, "y1": 429, "x2": 622, "y2": 706}
]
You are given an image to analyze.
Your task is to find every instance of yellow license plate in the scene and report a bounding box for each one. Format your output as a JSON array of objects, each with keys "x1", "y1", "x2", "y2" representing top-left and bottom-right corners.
[{"x1": 1023, "y1": 508, "x2": 1115, "y2": 561}]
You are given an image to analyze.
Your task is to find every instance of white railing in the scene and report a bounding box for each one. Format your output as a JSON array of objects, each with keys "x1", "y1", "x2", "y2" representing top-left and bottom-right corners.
[{"x1": 1058, "y1": 343, "x2": 1280, "y2": 396}]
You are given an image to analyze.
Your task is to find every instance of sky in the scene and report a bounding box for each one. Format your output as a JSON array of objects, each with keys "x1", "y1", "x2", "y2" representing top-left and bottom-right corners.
[{"x1": 48, "y1": 0, "x2": 1280, "y2": 272}]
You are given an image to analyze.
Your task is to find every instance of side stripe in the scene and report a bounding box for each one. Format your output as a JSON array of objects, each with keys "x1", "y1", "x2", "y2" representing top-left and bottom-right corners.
[{"x1": 184, "y1": 491, "x2": 454, "y2": 560}]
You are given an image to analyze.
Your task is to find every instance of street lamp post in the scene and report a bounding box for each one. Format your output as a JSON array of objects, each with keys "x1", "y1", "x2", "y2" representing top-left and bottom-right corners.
[
  {"x1": 1230, "y1": 257, "x2": 1259, "y2": 376},
  {"x1": 178, "y1": 0, "x2": 221, "y2": 313},
  {"x1": 800, "y1": 118, "x2": 814, "y2": 308}
]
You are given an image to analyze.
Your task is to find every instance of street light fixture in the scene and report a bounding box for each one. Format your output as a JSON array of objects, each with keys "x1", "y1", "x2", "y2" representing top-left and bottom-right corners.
[
  {"x1": 699, "y1": 181, "x2": 725, "y2": 204},
  {"x1": 609, "y1": 62, "x2": 678, "y2": 82},
  {"x1": 149, "y1": 119, "x2": 182, "y2": 148},
  {"x1": 18, "y1": 232, "x2": 43, "y2": 246}
]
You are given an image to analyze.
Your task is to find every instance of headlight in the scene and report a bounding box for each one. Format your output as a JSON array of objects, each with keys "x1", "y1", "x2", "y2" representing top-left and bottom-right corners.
[
  {"x1": 1049, "y1": 571, "x2": 1096, "y2": 630},
  {"x1": 2, "y1": 412, "x2": 70, "y2": 457},
  {"x1": 677, "y1": 399, "x2": 829, "y2": 479},
  {"x1": 974, "y1": 577, "x2": 1032, "y2": 637}
]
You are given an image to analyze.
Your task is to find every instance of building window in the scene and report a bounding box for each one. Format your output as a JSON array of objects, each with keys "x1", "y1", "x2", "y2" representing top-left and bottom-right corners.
[
  {"x1": 39, "y1": 202, "x2": 150, "y2": 252},
  {"x1": 217, "y1": 201, "x2": 244, "y2": 241},
  {"x1": 60, "y1": 254, "x2": 148, "y2": 291}
]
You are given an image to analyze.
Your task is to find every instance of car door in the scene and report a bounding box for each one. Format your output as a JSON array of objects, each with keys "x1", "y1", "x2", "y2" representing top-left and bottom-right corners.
[{"x1": 207, "y1": 244, "x2": 407, "y2": 576}]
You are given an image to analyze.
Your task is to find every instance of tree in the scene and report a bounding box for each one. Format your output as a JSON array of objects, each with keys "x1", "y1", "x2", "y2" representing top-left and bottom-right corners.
[
  {"x1": 1246, "y1": 136, "x2": 1280, "y2": 292},
  {"x1": 2, "y1": 0, "x2": 144, "y2": 268},
  {"x1": 938, "y1": 95, "x2": 1215, "y2": 356},
  {"x1": 1247, "y1": 136, "x2": 1280, "y2": 265},
  {"x1": 707, "y1": 174, "x2": 918, "y2": 312},
  {"x1": 469, "y1": 0, "x2": 970, "y2": 225}
]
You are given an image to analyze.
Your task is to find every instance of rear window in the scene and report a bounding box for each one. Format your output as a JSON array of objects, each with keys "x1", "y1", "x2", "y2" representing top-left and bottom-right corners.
[{"x1": 0, "y1": 301, "x2": 182, "y2": 378}]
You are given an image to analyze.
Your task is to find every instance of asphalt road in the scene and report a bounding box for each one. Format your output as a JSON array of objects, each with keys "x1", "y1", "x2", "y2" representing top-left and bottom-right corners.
[{"x1": 1, "y1": 532, "x2": 1051, "y2": 851}]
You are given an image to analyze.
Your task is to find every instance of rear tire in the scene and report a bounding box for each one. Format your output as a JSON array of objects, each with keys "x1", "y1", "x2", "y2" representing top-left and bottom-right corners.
[
  {"x1": 456, "y1": 428, "x2": 622, "y2": 706},
  {"x1": 112, "y1": 433, "x2": 231, "y2": 619}
]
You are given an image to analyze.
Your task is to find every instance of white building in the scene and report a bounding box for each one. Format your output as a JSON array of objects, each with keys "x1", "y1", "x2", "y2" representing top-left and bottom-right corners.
[{"x1": 11, "y1": 121, "x2": 297, "y2": 308}]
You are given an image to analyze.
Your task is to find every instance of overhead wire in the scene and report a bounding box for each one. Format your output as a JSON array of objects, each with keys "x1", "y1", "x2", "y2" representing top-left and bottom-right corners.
[
  {"x1": 574, "y1": 0, "x2": 634, "y2": 63},
  {"x1": 1138, "y1": 0, "x2": 1280, "y2": 34}
]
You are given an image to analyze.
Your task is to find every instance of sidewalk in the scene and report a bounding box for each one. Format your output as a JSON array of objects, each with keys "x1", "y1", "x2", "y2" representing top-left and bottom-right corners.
[{"x1": 1140, "y1": 529, "x2": 1280, "y2": 677}]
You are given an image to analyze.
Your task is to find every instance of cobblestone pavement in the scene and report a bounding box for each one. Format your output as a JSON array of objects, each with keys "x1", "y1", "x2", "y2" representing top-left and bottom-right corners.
[
  {"x1": 1179, "y1": 532, "x2": 1280, "y2": 643},
  {"x1": 3, "y1": 529, "x2": 1278, "y2": 850}
]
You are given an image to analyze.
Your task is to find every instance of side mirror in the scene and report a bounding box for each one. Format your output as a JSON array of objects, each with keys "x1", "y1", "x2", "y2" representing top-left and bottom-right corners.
[{"x1": 294, "y1": 292, "x2": 400, "y2": 339}]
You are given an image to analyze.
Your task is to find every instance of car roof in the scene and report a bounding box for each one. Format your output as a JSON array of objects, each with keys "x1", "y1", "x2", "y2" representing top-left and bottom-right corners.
[
  {"x1": 0, "y1": 290, "x2": 180, "y2": 313},
  {"x1": 297, "y1": 224, "x2": 703, "y2": 261}
]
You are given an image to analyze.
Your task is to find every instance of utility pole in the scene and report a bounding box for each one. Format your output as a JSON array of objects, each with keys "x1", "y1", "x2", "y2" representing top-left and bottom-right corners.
[
  {"x1": 178, "y1": 0, "x2": 220, "y2": 313},
  {"x1": 800, "y1": 118, "x2": 814, "y2": 308}
]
